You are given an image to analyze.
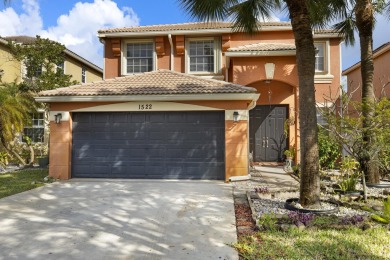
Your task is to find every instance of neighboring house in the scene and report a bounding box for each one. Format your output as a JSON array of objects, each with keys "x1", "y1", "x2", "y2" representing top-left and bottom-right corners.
[
  {"x1": 36, "y1": 22, "x2": 342, "y2": 181},
  {"x1": 0, "y1": 36, "x2": 103, "y2": 143},
  {"x1": 343, "y1": 42, "x2": 390, "y2": 102}
]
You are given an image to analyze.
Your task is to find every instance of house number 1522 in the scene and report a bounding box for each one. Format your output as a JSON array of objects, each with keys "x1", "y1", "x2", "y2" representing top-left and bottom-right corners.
[{"x1": 139, "y1": 104, "x2": 152, "y2": 110}]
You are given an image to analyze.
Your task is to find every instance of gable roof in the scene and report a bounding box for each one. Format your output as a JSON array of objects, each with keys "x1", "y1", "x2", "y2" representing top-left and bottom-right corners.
[
  {"x1": 1, "y1": 35, "x2": 103, "y2": 74},
  {"x1": 98, "y1": 21, "x2": 341, "y2": 38},
  {"x1": 38, "y1": 70, "x2": 256, "y2": 98},
  {"x1": 343, "y1": 42, "x2": 390, "y2": 75}
]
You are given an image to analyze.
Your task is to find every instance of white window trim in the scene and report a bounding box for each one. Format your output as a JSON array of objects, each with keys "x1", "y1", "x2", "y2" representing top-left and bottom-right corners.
[
  {"x1": 314, "y1": 40, "x2": 333, "y2": 83},
  {"x1": 81, "y1": 67, "x2": 87, "y2": 83},
  {"x1": 121, "y1": 39, "x2": 157, "y2": 75},
  {"x1": 185, "y1": 37, "x2": 222, "y2": 75},
  {"x1": 56, "y1": 61, "x2": 66, "y2": 74},
  {"x1": 23, "y1": 110, "x2": 46, "y2": 144}
]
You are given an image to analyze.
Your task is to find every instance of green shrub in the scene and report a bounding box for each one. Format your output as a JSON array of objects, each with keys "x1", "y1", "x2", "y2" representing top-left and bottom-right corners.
[{"x1": 318, "y1": 127, "x2": 340, "y2": 169}]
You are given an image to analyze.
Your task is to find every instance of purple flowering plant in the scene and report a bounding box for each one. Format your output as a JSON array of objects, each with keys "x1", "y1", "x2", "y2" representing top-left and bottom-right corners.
[{"x1": 288, "y1": 211, "x2": 315, "y2": 226}]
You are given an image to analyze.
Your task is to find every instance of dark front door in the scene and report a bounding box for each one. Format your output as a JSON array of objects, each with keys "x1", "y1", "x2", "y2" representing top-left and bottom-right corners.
[
  {"x1": 249, "y1": 105, "x2": 288, "y2": 162},
  {"x1": 71, "y1": 111, "x2": 225, "y2": 179}
]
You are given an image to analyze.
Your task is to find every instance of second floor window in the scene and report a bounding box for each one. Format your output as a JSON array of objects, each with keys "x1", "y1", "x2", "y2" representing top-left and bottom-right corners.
[
  {"x1": 126, "y1": 42, "x2": 154, "y2": 73},
  {"x1": 189, "y1": 40, "x2": 215, "y2": 73},
  {"x1": 57, "y1": 62, "x2": 65, "y2": 74},
  {"x1": 314, "y1": 43, "x2": 325, "y2": 72},
  {"x1": 81, "y1": 67, "x2": 86, "y2": 83}
]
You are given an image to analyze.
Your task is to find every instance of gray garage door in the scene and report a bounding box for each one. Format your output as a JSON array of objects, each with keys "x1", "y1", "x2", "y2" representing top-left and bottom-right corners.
[{"x1": 72, "y1": 111, "x2": 225, "y2": 179}]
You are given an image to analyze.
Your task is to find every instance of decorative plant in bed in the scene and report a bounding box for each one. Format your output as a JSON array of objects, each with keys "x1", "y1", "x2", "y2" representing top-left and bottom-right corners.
[{"x1": 334, "y1": 157, "x2": 363, "y2": 196}]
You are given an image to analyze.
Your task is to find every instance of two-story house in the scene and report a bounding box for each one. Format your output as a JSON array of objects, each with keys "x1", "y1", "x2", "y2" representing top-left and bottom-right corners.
[
  {"x1": 0, "y1": 36, "x2": 103, "y2": 143},
  {"x1": 343, "y1": 42, "x2": 390, "y2": 102},
  {"x1": 36, "y1": 22, "x2": 342, "y2": 181}
]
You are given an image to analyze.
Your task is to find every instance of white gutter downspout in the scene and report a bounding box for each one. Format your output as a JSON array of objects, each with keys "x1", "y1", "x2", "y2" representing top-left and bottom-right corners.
[{"x1": 168, "y1": 34, "x2": 174, "y2": 71}]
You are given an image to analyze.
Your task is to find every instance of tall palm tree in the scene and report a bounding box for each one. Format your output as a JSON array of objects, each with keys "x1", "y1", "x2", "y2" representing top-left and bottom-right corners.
[
  {"x1": 179, "y1": 0, "x2": 337, "y2": 206},
  {"x1": 332, "y1": 0, "x2": 390, "y2": 184},
  {"x1": 0, "y1": 83, "x2": 36, "y2": 165}
]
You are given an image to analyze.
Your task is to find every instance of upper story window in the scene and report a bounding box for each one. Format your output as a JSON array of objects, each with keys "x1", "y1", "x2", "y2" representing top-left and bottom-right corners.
[
  {"x1": 189, "y1": 40, "x2": 214, "y2": 72},
  {"x1": 185, "y1": 37, "x2": 221, "y2": 75},
  {"x1": 124, "y1": 41, "x2": 154, "y2": 74},
  {"x1": 81, "y1": 67, "x2": 86, "y2": 83},
  {"x1": 314, "y1": 42, "x2": 326, "y2": 73},
  {"x1": 56, "y1": 62, "x2": 65, "y2": 74}
]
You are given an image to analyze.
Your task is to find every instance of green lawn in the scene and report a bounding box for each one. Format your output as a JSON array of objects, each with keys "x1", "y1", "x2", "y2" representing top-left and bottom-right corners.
[
  {"x1": 233, "y1": 226, "x2": 390, "y2": 259},
  {"x1": 0, "y1": 169, "x2": 49, "y2": 199}
]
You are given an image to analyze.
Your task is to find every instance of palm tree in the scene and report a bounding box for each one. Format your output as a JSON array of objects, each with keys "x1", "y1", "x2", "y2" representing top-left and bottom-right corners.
[
  {"x1": 332, "y1": 0, "x2": 390, "y2": 184},
  {"x1": 0, "y1": 83, "x2": 36, "y2": 165},
  {"x1": 179, "y1": 0, "x2": 337, "y2": 206}
]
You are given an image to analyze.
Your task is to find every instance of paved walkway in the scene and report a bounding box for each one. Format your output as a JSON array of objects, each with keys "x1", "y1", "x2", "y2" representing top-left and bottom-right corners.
[
  {"x1": 0, "y1": 180, "x2": 238, "y2": 260},
  {"x1": 232, "y1": 166, "x2": 299, "y2": 192}
]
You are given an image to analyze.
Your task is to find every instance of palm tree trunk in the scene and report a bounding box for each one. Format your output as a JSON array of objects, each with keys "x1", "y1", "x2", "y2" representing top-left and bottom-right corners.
[
  {"x1": 0, "y1": 141, "x2": 26, "y2": 166},
  {"x1": 355, "y1": 0, "x2": 380, "y2": 183},
  {"x1": 285, "y1": 0, "x2": 320, "y2": 207}
]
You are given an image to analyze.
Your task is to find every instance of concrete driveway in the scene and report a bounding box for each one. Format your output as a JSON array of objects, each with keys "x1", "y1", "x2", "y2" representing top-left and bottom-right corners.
[{"x1": 0, "y1": 180, "x2": 238, "y2": 260}]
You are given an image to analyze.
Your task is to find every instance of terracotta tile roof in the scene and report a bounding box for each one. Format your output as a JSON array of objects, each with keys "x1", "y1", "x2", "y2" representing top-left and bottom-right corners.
[
  {"x1": 3, "y1": 35, "x2": 37, "y2": 44},
  {"x1": 98, "y1": 21, "x2": 340, "y2": 35},
  {"x1": 98, "y1": 21, "x2": 291, "y2": 33},
  {"x1": 38, "y1": 70, "x2": 256, "y2": 96},
  {"x1": 228, "y1": 42, "x2": 295, "y2": 52}
]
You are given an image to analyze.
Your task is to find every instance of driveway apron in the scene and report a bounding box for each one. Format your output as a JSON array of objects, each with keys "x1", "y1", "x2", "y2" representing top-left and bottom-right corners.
[{"x1": 0, "y1": 180, "x2": 238, "y2": 260}]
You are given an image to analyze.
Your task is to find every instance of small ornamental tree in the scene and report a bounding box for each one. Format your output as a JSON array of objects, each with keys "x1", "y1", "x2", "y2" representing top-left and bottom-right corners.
[
  {"x1": 4, "y1": 36, "x2": 78, "y2": 165},
  {"x1": 319, "y1": 87, "x2": 390, "y2": 181},
  {"x1": 8, "y1": 36, "x2": 78, "y2": 93}
]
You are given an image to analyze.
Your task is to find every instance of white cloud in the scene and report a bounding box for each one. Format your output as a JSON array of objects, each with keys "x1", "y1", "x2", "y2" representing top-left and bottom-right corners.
[
  {"x1": 42, "y1": 0, "x2": 139, "y2": 67},
  {"x1": 0, "y1": 0, "x2": 139, "y2": 68},
  {"x1": 0, "y1": 0, "x2": 42, "y2": 36}
]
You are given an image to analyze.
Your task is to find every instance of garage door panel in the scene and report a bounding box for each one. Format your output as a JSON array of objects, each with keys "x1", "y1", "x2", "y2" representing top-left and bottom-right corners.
[
  {"x1": 72, "y1": 111, "x2": 225, "y2": 179},
  {"x1": 130, "y1": 113, "x2": 147, "y2": 122}
]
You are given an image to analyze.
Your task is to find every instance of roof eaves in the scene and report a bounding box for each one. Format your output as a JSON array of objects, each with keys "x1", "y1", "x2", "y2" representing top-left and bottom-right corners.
[
  {"x1": 64, "y1": 49, "x2": 103, "y2": 73},
  {"x1": 342, "y1": 42, "x2": 390, "y2": 76}
]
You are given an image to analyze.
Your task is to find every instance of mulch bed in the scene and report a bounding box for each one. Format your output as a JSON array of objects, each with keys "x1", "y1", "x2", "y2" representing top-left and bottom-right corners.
[{"x1": 233, "y1": 191, "x2": 257, "y2": 237}]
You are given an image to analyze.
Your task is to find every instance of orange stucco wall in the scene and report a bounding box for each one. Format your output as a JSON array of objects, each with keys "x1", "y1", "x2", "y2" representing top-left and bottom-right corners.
[
  {"x1": 231, "y1": 56, "x2": 298, "y2": 87},
  {"x1": 345, "y1": 48, "x2": 390, "y2": 101},
  {"x1": 225, "y1": 120, "x2": 248, "y2": 181},
  {"x1": 49, "y1": 121, "x2": 72, "y2": 180},
  {"x1": 104, "y1": 38, "x2": 121, "y2": 79}
]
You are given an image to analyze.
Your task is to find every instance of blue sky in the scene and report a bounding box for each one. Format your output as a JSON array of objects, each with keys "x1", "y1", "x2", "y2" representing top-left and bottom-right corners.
[{"x1": 1, "y1": 0, "x2": 389, "y2": 73}]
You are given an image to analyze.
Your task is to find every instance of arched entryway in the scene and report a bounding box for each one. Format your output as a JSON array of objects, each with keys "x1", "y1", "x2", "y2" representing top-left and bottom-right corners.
[{"x1": 247, "y1": 80, "x2": 297, "y2": 163}]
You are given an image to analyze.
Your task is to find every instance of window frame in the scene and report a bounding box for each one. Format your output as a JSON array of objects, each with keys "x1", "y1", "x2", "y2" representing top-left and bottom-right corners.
[
  {"x1": 185, "y1": 37, "x2": 222, "y2": 75},
  {"x1": 56, "y1": 61, "x2": 65, "y2": 74},
  {"x1": 121, "y1": 39, "x2": 156, "y2": 75},
  {"x1": 23, "y1": 112, "x2": 45, "y2": 143},
  {"x1": 314, "y1": 41, "x2": 329, "y2": 75},
  {"x1": 81, "y1": 67, "x2": 86, "y2": 83}
]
